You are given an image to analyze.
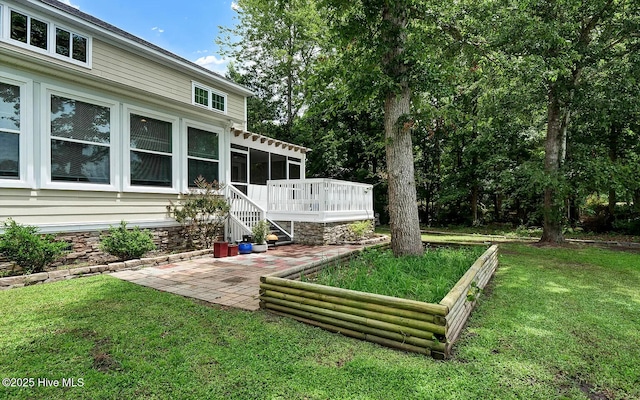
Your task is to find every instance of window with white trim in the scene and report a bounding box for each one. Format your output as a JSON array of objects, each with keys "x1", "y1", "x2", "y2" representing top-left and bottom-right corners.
[
  {"x1": 187, "y1": 126, "x2": 219, "y2": 187},
  {"x1": 192, "y1": 82, "x2": 226, "y2": 113},
  {"x1": 55, "y1": 26, "x2": 88, "y2": 63},
  {"x1": 0, "y1": 80, "x2": 20, "y2": 179},
  {"x1": 3, "y1": 6, "x2": 91, "y2": 67},
  {"x1": 50, "y1": 94, "x2": 111, "y2": 184},
  {"x1": 129, "y1": 114, "x2": 173, "y2": 187},
  {"x1": 10, "y1": 10, "x2": 47, "y2": 50}
]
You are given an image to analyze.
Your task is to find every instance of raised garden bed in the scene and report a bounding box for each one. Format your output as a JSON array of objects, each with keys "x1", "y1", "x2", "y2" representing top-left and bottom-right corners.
[{"x1": 259, "y1": 243, "x2": 499, "y2": 359}]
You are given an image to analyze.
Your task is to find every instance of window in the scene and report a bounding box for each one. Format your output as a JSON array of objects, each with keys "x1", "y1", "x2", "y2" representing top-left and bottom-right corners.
[
  {"x1": 249, "y1": 149, "x2": 269, "y2": 185},
  {"x1": 130, "y1": 114, "x2": 172, "y2": 187},
  {"x1": 211, "y1": 92, "x2": 225, "y2": 112},
  {"x1": 270, "y1": 153, "x2": 286, "y2": 180},
  {"x1": 50, "y1": 95, "x2": 110, "y2": 183},
  {"x1": 231, "y1": 151, "x2": 248, "y2": 195},
  {"x1": 55, "y1": 27, "x2": 87, "y2": 63},
  {"x1": 194, "y1": 86, "x2": 208, "y2": 107},
  {"x1": 187, "y1": 127, "x2": 218, "y2": 187},
  {"x1": 0, "y1": 81, "x2": 20, "y2": 179},
  {"x1": 192, "y1": 82, "x2": 226, "y2": 113},
  {"x1": 289, "y1": 162, "x2": 301, "y2": 180},
  {"x1": 10, "y1": 10, "x2": 47, "y2": 50},
  {"x1": 4, "y1": 8, "x2": 91, "y2": 66}
]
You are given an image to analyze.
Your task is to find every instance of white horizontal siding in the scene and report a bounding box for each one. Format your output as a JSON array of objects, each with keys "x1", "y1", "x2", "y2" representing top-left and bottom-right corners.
[
  {"x1": 0, "y1": 188, "x2": 178, "y2": 228},
  {"x1": 91, "y1": 40, "x2": 245, "y2": 123}
]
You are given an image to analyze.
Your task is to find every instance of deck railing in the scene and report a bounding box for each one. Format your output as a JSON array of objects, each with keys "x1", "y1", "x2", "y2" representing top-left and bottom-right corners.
[
  {"x1": 266, "y1": 179, "x2": 374, "y2": 222},
  {"x1": 227, "y1": 185, "x2": 264, "y2": 242}
]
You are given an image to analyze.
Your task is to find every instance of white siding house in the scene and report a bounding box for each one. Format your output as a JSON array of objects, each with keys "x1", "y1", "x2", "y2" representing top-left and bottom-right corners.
[{"x1": 0, "y1": 0, "x2": 373, "y2": 257}]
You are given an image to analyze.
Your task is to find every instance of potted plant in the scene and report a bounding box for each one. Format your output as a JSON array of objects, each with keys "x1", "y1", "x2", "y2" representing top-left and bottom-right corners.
[{"x1": 251, "y1": 220, "x2": 270, "y2": 253}]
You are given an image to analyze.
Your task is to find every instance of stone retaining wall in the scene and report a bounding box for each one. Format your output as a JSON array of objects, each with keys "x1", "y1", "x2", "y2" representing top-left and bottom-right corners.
[
  {"x1": 0, "y1": 249, "x2": 212, "y2": 290},
  {"x1": 1, "y1": 225, "x2": 188, "y2": 274},
  {"x1": 295, "y1": 220, "x2": 374, "y2": 245}
]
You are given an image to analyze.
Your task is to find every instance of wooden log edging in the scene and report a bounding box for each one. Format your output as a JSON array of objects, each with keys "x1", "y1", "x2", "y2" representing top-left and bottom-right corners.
[
  {"x1": 259, "y1": 243, "x2": 499, "y2": 359},
  {"x1": 440, "y1": 245, "x2": 499, "y2": 353}
]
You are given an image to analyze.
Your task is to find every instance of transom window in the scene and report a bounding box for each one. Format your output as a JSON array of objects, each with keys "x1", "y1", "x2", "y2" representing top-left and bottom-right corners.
[
  {"x1": 10, "y1": 10, "x2": 47, "y2": 50},
  {"x1": 130, "y1": 114, "x2": 172, "y2": 187},
  {"x1": 187, "y1": 127, "x2": 219, "y2": 187},
  {"x1": 192, "y1": 82, "x2": 226, "y2": 113},
  {"x1": 55, "y1": 27, "x2": 88, "y2": 63},
  {"x1": 4, "y1": 8, "x2": 91, "y2": 66},
  {"x1": 50, "y1": 95, "x2": 111, "y2": 184},
  {"x1": 0, "y1": 81, "x2": 20, "y2": 179}
]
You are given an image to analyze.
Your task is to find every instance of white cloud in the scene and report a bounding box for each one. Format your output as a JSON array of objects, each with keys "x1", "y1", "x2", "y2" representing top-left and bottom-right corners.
[
  {"x1": 231, "y1": 2, "x2": 240, "y2": 11},
  {"x1": 195, "y1": 50, "x2": 209, "y2": 54},
  {"x1": 194, "y1": 55, "x2": 228, "y2": 75},
  {"x1": 59, "y1": 0, "x2": 80, "y2": 9},
  {"x1": 151, "y1": 27, "x2": 165, "y2": 33}
]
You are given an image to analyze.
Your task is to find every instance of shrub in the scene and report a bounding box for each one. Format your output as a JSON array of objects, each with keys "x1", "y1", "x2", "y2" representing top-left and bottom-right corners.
[
  {"x1": 348, "y1": 220, "x2": 373, "y2": 240},
  {"x1": 0, "y1": 219, "x2": 68, "y2": 273},
  {"x1": 99, "y1": 221, "x2": 156, "y2": 260},
  {"x1": 167, "y1": 177, "x2": 231, "y2": 249},
  {"x1": 252, "y1": 220, "x2": 270, "y2": 244}
]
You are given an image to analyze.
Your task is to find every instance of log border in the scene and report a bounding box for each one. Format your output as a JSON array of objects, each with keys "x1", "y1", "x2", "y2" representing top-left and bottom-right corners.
[{"x1": 259, "y1": 243, "x2": 499, "y2": 359}]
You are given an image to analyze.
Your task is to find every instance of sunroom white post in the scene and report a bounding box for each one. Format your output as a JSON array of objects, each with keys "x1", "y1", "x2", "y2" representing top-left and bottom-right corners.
[{"x1": 222, "y1": 122, "x2": 233, "y2": 186}]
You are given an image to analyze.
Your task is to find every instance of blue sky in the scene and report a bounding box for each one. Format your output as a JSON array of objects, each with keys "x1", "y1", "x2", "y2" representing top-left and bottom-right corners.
[{"x1": 59, "y1": 0, "x2": 239, "y2": 75}]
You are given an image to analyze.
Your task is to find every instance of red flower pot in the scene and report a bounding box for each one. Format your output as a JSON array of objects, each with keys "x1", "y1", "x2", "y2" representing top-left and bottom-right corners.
[
  {"x1": 227, "y1": 244, "x2": 238, "y2": 257},
  {"x1": 213, "y1": 242, "x2": 229, "y2": 258}
]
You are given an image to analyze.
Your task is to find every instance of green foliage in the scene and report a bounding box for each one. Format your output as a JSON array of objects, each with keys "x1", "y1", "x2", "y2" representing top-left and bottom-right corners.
[
  {"x1": 251, "y1": 220, "x2": 270, "y2": 244},
  {"x1": 0, "y1": 219, "x2": 68, "y2": 273},
  {"x1": 99, "y1": 221, "x2": 156, "y2": 261},
  {"x1": 347, "y1": 220, "x2": 373, "y2": 240},
  {"x1": 167, "y1": 177, "x2": 231, "y2": 249},
  {"x1": 1, "y1": 243, "x2": 639, "y2": 398},
  {"x1": 308, "y1": 246, "x2": 485, "y2": 303}
]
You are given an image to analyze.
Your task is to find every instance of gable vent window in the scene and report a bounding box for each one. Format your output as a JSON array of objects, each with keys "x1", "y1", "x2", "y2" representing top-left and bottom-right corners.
[
  {"x1": 10, "y1": 10, "x2": 48, "y2": 50},
  {"x1": 192, "y1": 83, "x2": 226, "y2": 114}
]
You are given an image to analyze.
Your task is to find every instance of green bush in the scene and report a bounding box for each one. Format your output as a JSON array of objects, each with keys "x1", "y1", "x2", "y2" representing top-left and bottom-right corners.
[
  {"x1": 167, "y1": 177, "x2": 230, "y2": 249},
  {"x1": 252, "y1": 220, "x2": 270, "y2": 244},
  {"x1": 99, "y1": 221, "x2": 156, "y2": 260},
  {"x1": 348, "y1": 220, "x2": 373, "y2": 240},
  {"x1": 0, "y1": 219, "x2": 68, "y2": 273}
]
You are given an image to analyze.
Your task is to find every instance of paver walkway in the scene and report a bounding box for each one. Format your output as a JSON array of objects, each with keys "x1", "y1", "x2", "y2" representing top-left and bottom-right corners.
[{"x1": 112, "y1": 244, "x2": 364, "y2": 310}]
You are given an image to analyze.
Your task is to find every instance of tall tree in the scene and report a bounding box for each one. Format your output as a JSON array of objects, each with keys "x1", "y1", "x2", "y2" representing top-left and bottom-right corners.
[
  {"x1": 321, "y1": 0, "x2": 452, "y2": 256},
  {"x1": 218, "y1": 0, "x2": 324, "y2": 141},
  {"x1": 460, "y1": 0, "x2": 640, "y2": 242}
]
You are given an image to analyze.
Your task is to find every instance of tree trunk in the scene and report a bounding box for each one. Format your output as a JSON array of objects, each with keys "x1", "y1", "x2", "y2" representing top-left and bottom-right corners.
[
  {"x1": 471, "y1": 184, "x2": 479, "y2": 225},
  {"x1": 540, "y1": 88, "x2": 565, "y2": 243},
  {"x1": 607, "y1": 123, "x2": 620, "y2": 228},
  {"x1": 382, "y1": 5, "x2": 422, "y2": 257},
  {"x1": 385, "y1": 86, "x2": 423, "y2": 256},
  {"x1": 494, "y1": 192, "x2": 503, "y2": 222}
]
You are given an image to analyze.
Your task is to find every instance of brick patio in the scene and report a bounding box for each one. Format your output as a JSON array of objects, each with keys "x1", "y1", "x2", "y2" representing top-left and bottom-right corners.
[{"x1": 111, "y1": 244, "x2": 364, "y2": 310}]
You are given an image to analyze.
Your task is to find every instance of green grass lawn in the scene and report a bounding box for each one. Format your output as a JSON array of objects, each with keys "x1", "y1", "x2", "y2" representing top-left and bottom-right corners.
[
  {"x1": 306, "y1": 246, "x2": 486, "y2": 304},
  {"x1": 1, "y1": 242, "x2": 639, "y2": 399},
  {"x1": 415, "y1": 224, "x2": 640, "y2": 243}
]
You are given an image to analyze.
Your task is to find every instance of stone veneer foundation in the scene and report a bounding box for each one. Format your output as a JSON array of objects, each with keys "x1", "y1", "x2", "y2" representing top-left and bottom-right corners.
[
  {"x1": 295, "y1": 220, "x2": 374, "y2": 245},
  {"x1": 0, "y1": 225, "x2": 188, "y2": 274}
]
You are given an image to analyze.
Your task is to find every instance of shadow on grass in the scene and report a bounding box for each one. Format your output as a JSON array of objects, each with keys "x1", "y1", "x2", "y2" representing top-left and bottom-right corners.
[{"x1": 1, "y1": 244, "x2": 639, "y2": 399}]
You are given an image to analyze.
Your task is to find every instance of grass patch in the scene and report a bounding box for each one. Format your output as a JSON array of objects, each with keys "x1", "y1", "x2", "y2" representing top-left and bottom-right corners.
[
  {"x1": 0, "y1": 241, "x2": 639, "y2": 399},
  {"x1": 305, "y1": 246, "x2": 486, "y2": 303}
]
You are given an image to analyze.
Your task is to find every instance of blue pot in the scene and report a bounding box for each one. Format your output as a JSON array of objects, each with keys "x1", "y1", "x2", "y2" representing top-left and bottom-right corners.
[{"x1": 238, "y1": 242, "x2": 253, "y2": 254}]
